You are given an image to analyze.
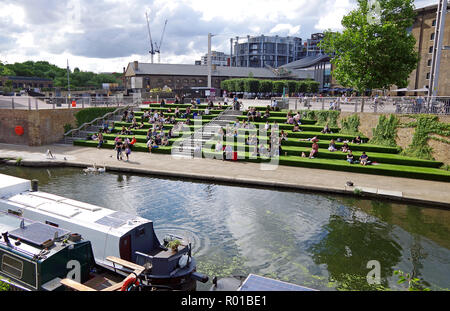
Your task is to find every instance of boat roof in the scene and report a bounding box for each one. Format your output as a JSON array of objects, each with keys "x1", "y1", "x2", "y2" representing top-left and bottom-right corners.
[
  {"x1": 0, "y1": 174, "x2": 30, "y2": 199},
  {"x1": 0, "y1": 174, "x2": 152, "y2": 237},
  {"x1": 0, "y1": 212, "x2": 72, "y2": 261}
]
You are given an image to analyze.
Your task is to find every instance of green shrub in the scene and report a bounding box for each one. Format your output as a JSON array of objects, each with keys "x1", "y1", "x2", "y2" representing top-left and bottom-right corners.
[
  {"x1": 74, "y1": 107, "x2": 117, "y2": 127},
  {"x1": 64, "y1": 123, "x2": 73, "y2": 133},
  {"x1": 401, "y1": 115, "x2": 450, "y2": 160},
  {"x1": 370, "y1": 115, "x2": 400, "y2": 147},
  {"x1": 340, "y1": 114, "x2": 361, "y2": 135}
]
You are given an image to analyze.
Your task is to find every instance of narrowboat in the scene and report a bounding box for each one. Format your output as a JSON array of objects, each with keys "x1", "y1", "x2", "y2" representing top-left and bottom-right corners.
[
  {"x1": 0, "y1": 211, "x2": 147, "y2": 291},
  {"x1": 0, "y1": 173, "x2": 208, "y2": 290}
]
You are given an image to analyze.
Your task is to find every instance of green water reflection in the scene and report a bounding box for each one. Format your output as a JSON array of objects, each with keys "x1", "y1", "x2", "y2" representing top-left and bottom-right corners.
[{"x1": 0, "y1": 166, "x2": 449, "y2": 291}]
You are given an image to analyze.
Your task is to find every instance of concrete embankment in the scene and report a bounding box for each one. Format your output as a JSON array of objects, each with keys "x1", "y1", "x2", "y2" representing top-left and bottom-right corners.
[{"x1": 1, "y1": 143, "x2": 449, "y2": 208}]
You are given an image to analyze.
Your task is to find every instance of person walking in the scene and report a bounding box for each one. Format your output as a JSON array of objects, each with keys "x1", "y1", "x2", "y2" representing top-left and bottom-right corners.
[{"x1": 115, "y1": 139, "x2": 123, "y2": 161}]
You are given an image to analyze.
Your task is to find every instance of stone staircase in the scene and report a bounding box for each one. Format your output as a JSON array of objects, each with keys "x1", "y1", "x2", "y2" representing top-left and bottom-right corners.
[
  {"x1": 60, "y1": 105, "x2": 139, "y2": 144},
  {"x1": 172, "y1": 108, "x2": 243, "y2": 158}
]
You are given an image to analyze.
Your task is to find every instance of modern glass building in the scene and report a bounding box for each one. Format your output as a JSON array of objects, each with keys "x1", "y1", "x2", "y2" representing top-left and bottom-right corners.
[{"x1": 230, "y1": 35, "x2": 303, "y2": 68}]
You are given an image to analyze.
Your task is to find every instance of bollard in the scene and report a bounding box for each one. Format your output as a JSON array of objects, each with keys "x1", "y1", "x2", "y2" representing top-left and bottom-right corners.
[
  {"x1": 11, "y1": 97, "x2": 15, "y2": 110},
  {"x1": 295, "y1": 99, "x2": 298, "y2": 111},
  {"x1": 28, "y1": 97, "x2": 31, "y2": 110},
  {"x1": 35, "y1": 98, "x2": 38, "y2": 110},
  {"x1": 321, "y1": 98, "x2": 325, "y2": 110},
  {"x1": 31, "y1": 179, "x2": 38, "y2": 192}
]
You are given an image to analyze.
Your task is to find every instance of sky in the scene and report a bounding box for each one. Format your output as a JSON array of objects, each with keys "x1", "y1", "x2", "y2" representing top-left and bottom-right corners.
[{"x1": 0, "y1": 0, "x2": 438, "y2": 73}]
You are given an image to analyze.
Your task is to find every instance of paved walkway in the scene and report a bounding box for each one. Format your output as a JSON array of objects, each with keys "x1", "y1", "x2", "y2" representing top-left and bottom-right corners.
[{"x1": 1, "y1": 143, "x2": 449, "y2": 207}]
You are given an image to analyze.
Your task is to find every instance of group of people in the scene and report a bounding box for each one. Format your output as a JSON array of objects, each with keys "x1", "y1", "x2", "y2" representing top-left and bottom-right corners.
[{"x1": 299, "y1": 134, "x2": 370, "y2": 165}]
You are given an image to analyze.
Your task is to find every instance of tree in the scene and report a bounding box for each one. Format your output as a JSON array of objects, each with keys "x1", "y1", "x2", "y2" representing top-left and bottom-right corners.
[
  {"x1": 259, "y1": 80, "x2": 273, "y2": 94},
  {"x1": 244, "y1": 78, "x2": 260, "y2": 94},
  {"x1": 320, "y1": 0, "x2": 419, "y2": 92},
  {"x1": 272, "y1": 80, "x2": 286, "y2": 94},
  {"x1": 285, "y1": 80, "x2": 298, "y2": 95}
]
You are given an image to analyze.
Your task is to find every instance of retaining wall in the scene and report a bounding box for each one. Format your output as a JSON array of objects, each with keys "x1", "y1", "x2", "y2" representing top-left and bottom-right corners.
[{"x1": 0, "y1": 109, "x2": 81, "y2": 146}]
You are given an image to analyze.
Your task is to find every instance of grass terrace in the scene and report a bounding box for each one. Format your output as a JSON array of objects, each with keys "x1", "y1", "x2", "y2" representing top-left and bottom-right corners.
[{"x1": 72, "y1": 104, "x2": 450, "y2": 182}]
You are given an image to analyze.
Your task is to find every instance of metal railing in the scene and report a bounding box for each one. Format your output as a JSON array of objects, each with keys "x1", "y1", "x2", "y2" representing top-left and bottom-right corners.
[
  {"x1": 62, "y1": 99, "x2": 141, "y2": 144},
  {"x1": 268, "y1": 96, "x2": 450, "y2": 115},
  {"x1": 0, "y1": 94, "x2": 142, "y2": 110}
]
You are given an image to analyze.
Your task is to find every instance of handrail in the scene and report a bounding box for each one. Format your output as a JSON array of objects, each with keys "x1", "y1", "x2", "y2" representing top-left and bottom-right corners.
[{"x1": 63, "y1": 98, "x2": 141, "y2": 143}]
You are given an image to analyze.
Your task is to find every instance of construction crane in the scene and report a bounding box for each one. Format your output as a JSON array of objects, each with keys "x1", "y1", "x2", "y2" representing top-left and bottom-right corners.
[
  {"x1": 155, "y1": 20, "x2": 168, "y2": 63},
  {"x1": 145, "y1": 11, "x2": 155, "y2": 64}
]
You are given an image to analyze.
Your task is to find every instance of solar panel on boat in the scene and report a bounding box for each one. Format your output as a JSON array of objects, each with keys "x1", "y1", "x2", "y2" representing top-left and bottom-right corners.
[
  {"x1": 238, "y1": 274, "x2": 317, "y2": 291},
  {"x1": 94, "y1": 216, "x2": 125, "y2": 228},
  {"x1": 9, "y1": 222, "x2": 70, "y2": 248}
]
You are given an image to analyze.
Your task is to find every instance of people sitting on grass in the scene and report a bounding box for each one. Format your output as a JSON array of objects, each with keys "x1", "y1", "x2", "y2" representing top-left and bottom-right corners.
[
  {"x1": 352, "y1": 135, "x2": 362, "y2": 144},
  {"x1": 174, "y1": 107, "x2": 180, "y2": 118},
  {"x1": 286, "y1": 115, "x2": 295, "y2": 125},
  {"x1": 321, "y1": 123, "x2": 332, "y2": 134},
  {"x1": 263, "y1": 109, "x2": 270, "y2": 120},
  {"x1": 309, "y1": 141, "x2": 319, "y2": 159},
  {"x1": 300, "y1": 136, "x2": 319, "y2": 143},
  {"x1": 292, "y1": 124, "x2": 301, "y2": 132},
  {"x1": 247, "y1": 108, "x2": 257, "y2": 122},
  {"x1": 293, "y1": 112, "x2": 302, "y2": 124},
  {"x1": 246, "y1": 134, "x2": 258, "y2": 146},
  {"x1": 280, "y1": 130, "x2": 288, "y2": 141},
  {"x1": 146, "y1": 138, "x2": 157, "y2": 152},
  {"x1": 301, "y1": 152, "x2": 307, "y2": 158},
  {"x1": 161, "y1": 135, "x2": 169, "y2": 146},
  {"x1": 259, "y1": 144, "x2": 269, "y2": 157},
  {"x1": 215, "y1": 140, "x2": 223, "y2": 153},
  {"x1": 142, "y1": 111, "x2": 150, "y2": 122},
  {"x1": 264, "y1": 121, "x2": 270, "y2": 131},
  {"x1": 341, "y1": 142, "x2": 349, "y2": 153},
  {"x1": 346, "y1": 150, "x2": 354, "y2": 164},
  {"x1": 360, "y1": 152, "x2": 369, "y2": 166},
  {"x1": 271, "y1": 100, "x2": 278, "y2": 111},
  {"x1": 328, "y1": 139, "x2": 337, "y2": 152},
  {"x1": 223, "y1": 144, "x2": 233, "y2": 161}
]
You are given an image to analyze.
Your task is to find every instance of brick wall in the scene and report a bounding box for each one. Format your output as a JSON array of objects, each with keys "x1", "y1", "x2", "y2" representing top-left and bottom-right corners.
[{"x1": 0, "y1": 109, "x2": 81, "y2": 146}]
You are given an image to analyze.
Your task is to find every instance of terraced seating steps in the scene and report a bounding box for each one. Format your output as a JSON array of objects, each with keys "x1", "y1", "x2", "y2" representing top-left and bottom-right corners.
[{"x1": 72, "y1": 105, "x2": 450, "y2": 182}]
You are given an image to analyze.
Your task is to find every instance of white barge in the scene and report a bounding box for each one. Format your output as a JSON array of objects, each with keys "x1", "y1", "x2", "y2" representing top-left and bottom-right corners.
[{"x1": 0, "y1": 173, "x2": 208, "y2": 290}]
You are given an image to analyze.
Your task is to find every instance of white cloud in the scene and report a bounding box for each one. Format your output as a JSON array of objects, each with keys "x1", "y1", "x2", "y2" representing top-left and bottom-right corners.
[
  {"x1": 0, "y1": 0, "x2": 440, "y2": 72},
  {"x1": 270, "y1": 24, "x2": 301, "y2": 36}
]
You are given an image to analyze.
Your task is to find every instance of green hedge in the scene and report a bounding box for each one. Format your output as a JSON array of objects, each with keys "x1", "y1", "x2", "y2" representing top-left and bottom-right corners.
[{"x1": 74, "y1": 107, "x2": 117, "y2": 127}]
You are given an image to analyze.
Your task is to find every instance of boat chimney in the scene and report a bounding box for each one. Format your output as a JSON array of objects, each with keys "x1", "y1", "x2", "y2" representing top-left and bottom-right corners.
[
  {"x1": 134, "y1": 61, "x2": 139, "y2": 71},
  {"x1": 1, "y1": 232, "x2": 10, "y2": 245},
  {"x1": 31, "y1": 179, "x2": 38, "y2": 192}
]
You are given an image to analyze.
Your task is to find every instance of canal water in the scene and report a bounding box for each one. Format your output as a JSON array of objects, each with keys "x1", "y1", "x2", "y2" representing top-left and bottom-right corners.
[{"x1": 1, "y1": 166, "x2": 449, "y2": 291}]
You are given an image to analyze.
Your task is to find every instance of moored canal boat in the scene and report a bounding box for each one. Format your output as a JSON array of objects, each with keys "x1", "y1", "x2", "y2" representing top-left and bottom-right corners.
[
  {"x1": 0, "y1": 173, "x2": 208, "y2": 290},
  {"x1": 0, "y1": 211, "x2": 146, "y2": 291}
]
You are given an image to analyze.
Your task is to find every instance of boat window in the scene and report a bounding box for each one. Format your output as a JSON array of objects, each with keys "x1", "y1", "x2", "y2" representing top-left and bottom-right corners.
[
  {"x1": 136, "y1": 227, "x2": 145, "y2": 237},
  {"x1": 45, "y1": 220, "x2": 59, "y2": 228},
  {"x1": 2, "y1": 254, "x2": 23, "y2": 279}
]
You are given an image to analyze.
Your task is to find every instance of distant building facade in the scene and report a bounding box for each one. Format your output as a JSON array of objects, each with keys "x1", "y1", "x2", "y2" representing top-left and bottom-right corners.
[
  {"x1": 123, "y1": 61, "x2": 313, "y2": 93},
  {"x1": 196, "y1": 51, "x2": 231, "y2": 66},
  {"x1": 305, "y1": 33, "x2": 325, "y2": 57},
  {"x1": 231, "y1": 35, "x2": 303, "y2": 68},
  {"x1": 0, "y1": 76, "x2": 53, "y2": 89}
]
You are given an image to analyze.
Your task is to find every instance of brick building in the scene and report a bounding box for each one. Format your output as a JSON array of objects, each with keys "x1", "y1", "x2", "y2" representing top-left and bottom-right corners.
[
  {"x1": 123, "y1": 61, "x2": 313, "y2": 92},
  {"x1": 407, "y1": 4, "x2": 450, "y2": 96},
  {"x1": 0, "y1": 76, "x2": 53, "y2": 90}
]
